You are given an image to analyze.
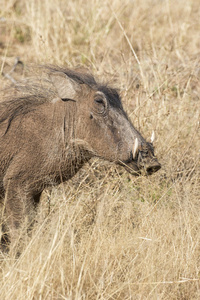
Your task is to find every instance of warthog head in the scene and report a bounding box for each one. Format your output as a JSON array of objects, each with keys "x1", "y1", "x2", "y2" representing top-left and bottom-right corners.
[{"x1": 50, "y1": 67, "x2": 161, "y2": 176}]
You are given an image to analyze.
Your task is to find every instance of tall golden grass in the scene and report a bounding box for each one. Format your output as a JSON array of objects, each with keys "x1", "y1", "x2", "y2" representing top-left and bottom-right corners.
[{"x1": 0, "y1": 0, "x2": 199, "y2": 298}]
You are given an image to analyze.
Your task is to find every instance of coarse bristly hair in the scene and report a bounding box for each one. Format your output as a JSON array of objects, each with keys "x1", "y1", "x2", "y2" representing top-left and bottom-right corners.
[{"x1": 0, "y1": 65, "x2": 123, "y2": 129}]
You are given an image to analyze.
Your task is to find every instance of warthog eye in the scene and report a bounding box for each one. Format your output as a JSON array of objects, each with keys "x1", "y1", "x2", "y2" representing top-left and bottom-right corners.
[
  {"x1": 95, "y1": 97, "x2": 105, "y2": 106},
  {"x1": 93, "y1": 94, "x2": 107, "y2": 115}
]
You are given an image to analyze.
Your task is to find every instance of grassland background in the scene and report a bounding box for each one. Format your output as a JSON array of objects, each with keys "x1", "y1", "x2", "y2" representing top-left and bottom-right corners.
[{"x1": 0, "y1": 0, "x2": 199, "y2": 299}]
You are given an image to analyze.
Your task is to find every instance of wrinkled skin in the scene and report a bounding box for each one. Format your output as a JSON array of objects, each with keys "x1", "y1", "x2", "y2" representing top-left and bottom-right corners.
[{"x1": 0, "y1": 66, "x2": 161, "y2": 252}]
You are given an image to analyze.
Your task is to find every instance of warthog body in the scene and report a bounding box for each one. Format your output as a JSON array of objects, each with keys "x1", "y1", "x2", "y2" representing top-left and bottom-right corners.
[{"x1": 0, "y1": 66, "x2": 161, "y2": 250}]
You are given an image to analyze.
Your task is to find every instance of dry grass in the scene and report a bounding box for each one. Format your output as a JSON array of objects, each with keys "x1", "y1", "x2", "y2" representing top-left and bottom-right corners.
[{"x1": 0, "y1": 0, "x2": 200, "y2": 299}]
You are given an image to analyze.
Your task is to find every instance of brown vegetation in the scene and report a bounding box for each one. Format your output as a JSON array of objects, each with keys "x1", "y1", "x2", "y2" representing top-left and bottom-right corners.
[{"x1": 0, "y1": 0, "x2": 199, "y2": 299}]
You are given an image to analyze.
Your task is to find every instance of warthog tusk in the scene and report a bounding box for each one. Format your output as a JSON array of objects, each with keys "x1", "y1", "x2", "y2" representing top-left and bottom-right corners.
[
  {"x1": 151, "y1": 131, "x2": 155, "y2": 144},
  {"x1": 133, "y1": 137, "x2": 139, "y2": 159}
]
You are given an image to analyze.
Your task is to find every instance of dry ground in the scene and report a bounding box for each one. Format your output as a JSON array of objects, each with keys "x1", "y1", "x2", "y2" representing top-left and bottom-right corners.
[{"x1": 0, "y1": 0, "x2": 199, "y2": 299}]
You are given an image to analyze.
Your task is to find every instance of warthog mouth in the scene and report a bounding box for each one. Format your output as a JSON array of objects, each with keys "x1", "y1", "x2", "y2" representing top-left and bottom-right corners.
[
  {"x1": 119, "y1": 158, "x2": 161, "y2": 176},
  {"x1": 118, "y1": 159, "x2": 140, "y2": 175}
]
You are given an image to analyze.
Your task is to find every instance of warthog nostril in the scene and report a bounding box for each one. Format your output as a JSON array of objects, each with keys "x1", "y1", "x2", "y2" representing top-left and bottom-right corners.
[{"x1": 146, "y1": 164, "x2": 161, "y2": 174}]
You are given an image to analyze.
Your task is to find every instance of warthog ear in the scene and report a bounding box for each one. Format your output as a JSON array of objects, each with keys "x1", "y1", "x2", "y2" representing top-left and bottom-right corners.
[{"x1": 50, "y1": 72, "x2": 81, "y2": 101}]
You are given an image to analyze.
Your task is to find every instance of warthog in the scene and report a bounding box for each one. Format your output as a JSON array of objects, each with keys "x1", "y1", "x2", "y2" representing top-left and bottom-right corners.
[{"x1": 0, "y1": 65, "x2": 161, "y2": 251}]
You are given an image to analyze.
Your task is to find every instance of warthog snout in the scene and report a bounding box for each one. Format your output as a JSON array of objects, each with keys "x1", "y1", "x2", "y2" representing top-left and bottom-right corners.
[
  {"x1": 145, "y1": 161, "x2": 161, "y2": 175},
  {"x1": 128, "y1": 137, "x2": 161, "y2": 175}
]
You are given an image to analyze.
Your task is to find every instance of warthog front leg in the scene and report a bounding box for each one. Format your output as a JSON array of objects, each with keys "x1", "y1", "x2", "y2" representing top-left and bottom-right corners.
[{"x1": 2, "y1": 181, "x2": 41, "y2": 255}]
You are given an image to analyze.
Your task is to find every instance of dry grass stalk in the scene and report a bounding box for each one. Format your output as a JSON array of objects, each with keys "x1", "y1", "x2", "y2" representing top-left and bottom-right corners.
[{"x1": 0, "y1": 0, "x2": 199, "y2": 299}]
